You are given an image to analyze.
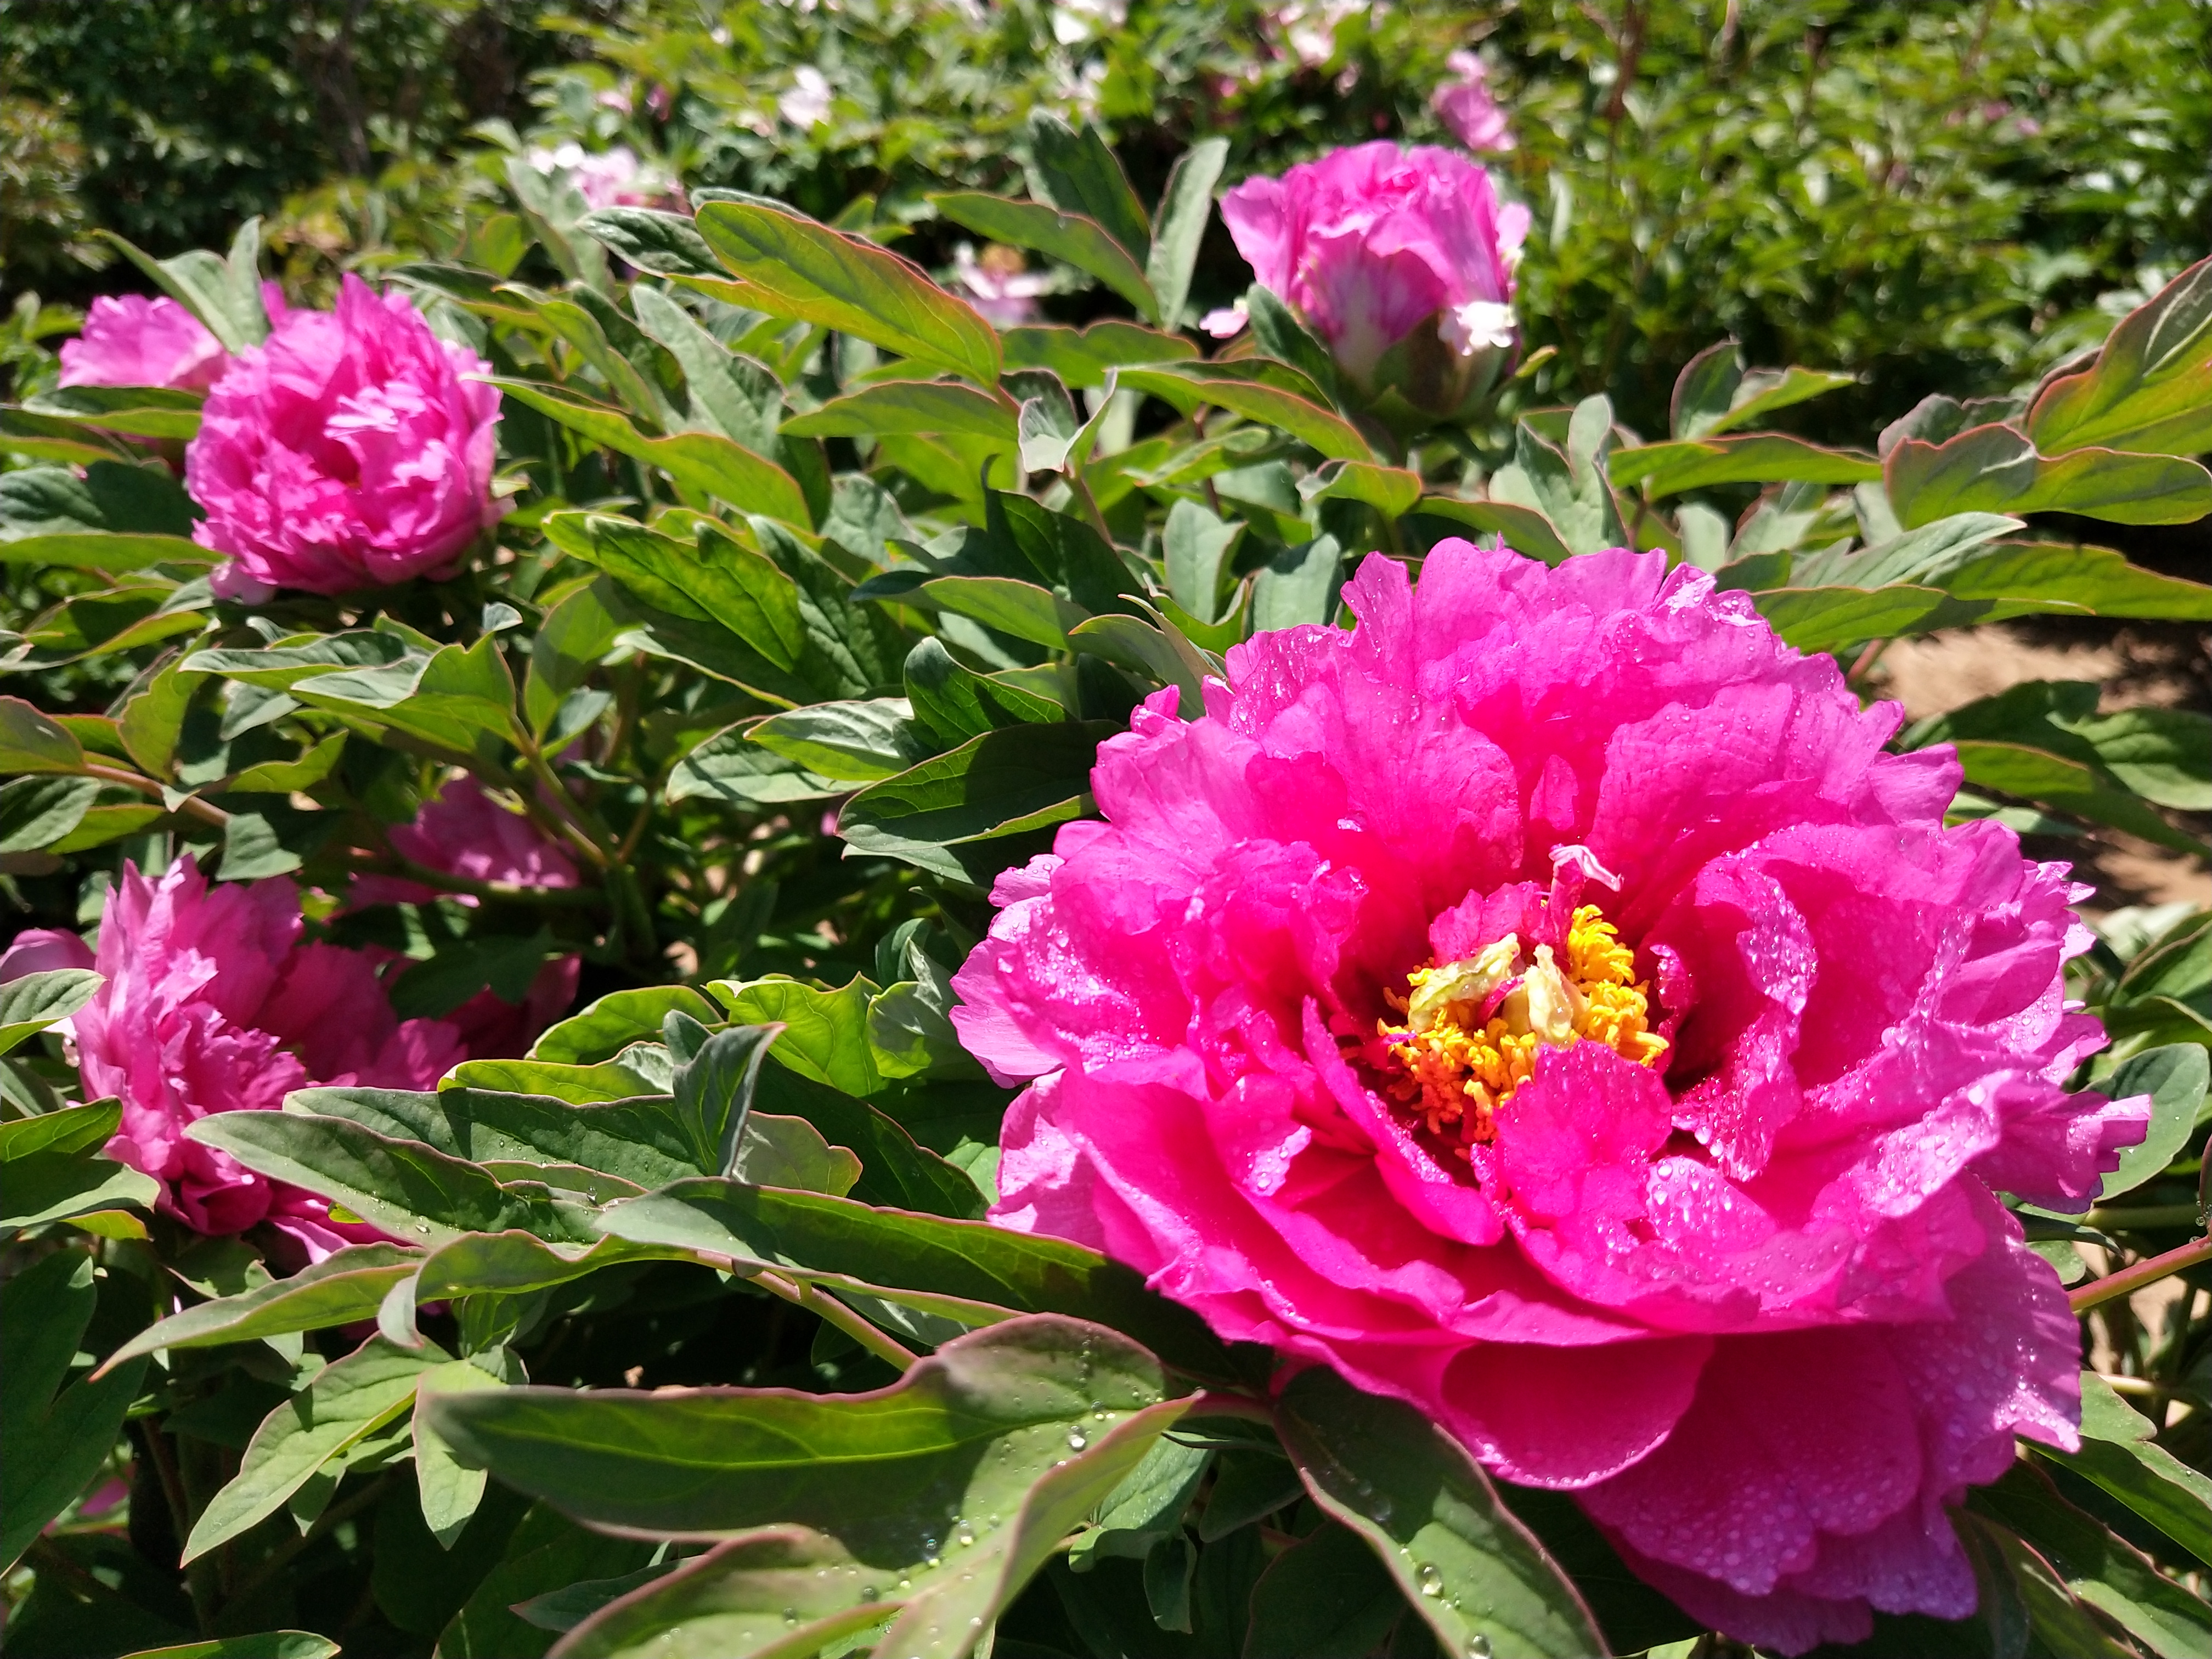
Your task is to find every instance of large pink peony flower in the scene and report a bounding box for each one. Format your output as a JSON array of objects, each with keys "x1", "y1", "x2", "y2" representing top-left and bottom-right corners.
[
  {"x1": 185, "y1": 274, "x2": 502, "y2": 601},
  {"x1": 952, "y1": 543, "x2": 2146, "y2": 1653},
  {"x1": 59, "y1": 294, "x2": 231, "y2": 393},
  {"x1": 75, "y1": 857, "x2": 471, "y2": 1237},
  {"x1": 1220, "y1": 142, "x2": 1529, "y2": 417}
]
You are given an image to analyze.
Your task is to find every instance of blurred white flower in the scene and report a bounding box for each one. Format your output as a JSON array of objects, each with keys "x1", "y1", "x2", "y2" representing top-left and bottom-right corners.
[
  {"x1": 1271, "y1": 1, "x2": 1361, "y2": 68},
  {"x1": 1053, "y1": 0, "x2": 1127, "y2": 46},
  {"x1": 780, "y1": 66, "x2": 834, "y2": 129},
  {"x1": 1440, "y1": 298, "x2": 1517, "y2": 355},
  {"x1": 1200, "y1": 300, "x2": 1250, "y2": 338}
]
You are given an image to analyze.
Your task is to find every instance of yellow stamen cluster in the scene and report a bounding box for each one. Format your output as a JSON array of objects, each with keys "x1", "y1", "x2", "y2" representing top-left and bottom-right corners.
[{"x1": 1375, "y1": 905, "x2": 1668, "y2": 1147}]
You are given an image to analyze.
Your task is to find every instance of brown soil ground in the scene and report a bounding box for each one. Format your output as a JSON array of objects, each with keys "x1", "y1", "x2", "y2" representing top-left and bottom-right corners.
[{"x1": 1869, "y1": 619, "x2": 2212, "y2": 915}]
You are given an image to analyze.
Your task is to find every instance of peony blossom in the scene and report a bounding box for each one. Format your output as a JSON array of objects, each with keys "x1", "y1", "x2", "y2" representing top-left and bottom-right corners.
[
  {"x1": 59, "y1": 294, "x2": 231, "y2": 393},
  {"x1": 952, "y1": 543, "x2": 2145, "y2": 1654},
  {"x1": 352, "y1": 773, "x2": 583, "y2": 909},
  {"x1": 951, "y1": 243, "x2": 1052, "y2": 328},
  {"x1": 777, "y1": 67, "x2": 834, "y2": 130},
  {"x1": 1220, "y1": 142, "x2": 1530, "y2": 422},
  {"x1": 1051, "y1": 0, "x2": 1126, "y2": 46},
  {"x1": 75, "y1": 857, "x2": 473, "y2": 1239},
  {"x1": 348, "y1": 774, "x2": 583, "y2": 1059},
  {"x1": 0, "y1": 925, "x2": 95, "y2": 982},
  {"x1": 185, "y1": 274, "x2": 503, "y2": 601},
  {"x1": 527, "y1": 142, "x2": 683, "y2": 212},
  {"x1": 1432, "y1": 51, "x2": 1516, "y2": 153},
  {"x1": 1268, "y1": 0, "x2": 1361, "y2": 68}
]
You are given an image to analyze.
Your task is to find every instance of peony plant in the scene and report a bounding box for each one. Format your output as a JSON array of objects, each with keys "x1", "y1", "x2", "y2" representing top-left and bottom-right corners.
[{"x1": 2, "y1": 99, "x2": 2210, "y2": 1659}]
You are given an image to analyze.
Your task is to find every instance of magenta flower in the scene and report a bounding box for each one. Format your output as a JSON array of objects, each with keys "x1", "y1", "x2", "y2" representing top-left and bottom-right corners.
[
  {"x1": 1220, "y1": 142, "x2": 1529, "y2": 420},
  {"x1": 349, "y1": 774, "x2": 584, "y2": 1059},
  {"x1": 59, "y1": 294, "x2": 230, "y2": 393},
  {"x1": 74, "y1": 857, "x2": 470, "y2": 1238},
  {"x1": 0, "y1": 925, "x2": 95, "y2": 982},
  {"x1": 352, "y1": 774, "x2": 583, "y2": 909},
  {"x1": 953, "y1": 543, "x2": 2145, "y2": 1653},
  {"x1": 1432, "y1": 51, "x2": 1516, "y2": 153},
  {"x1": 185, "y1": 274, "x2": 503, "y2": 601}
]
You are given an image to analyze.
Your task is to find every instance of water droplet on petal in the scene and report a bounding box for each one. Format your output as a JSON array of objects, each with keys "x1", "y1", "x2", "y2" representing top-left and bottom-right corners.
[
  {"x1": 782, "y1": 1609, "x2": 799, "y2": 1626},
  {"x1": 1066, "y1": 1430, "x2": 1088, "y2": 1451},
  {"x1": 1415, "y1": 1562, "x2": 1446, "y2": 1598},
  {"x1": 955, "y1": 1526, "x2": 975, "y2": 1547},
  {"x1": 1467, "y1": 1636, "x2": 1492, "y2": 1658},
  {"x1": 859, "y1": 1585, "x2": 880, "y2": 1604}
]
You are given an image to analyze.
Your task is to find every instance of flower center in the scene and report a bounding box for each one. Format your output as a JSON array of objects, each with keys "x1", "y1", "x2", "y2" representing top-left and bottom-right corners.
[{"x1": 1375, "y1": 904, "x2": 1668, "y2": 1146}]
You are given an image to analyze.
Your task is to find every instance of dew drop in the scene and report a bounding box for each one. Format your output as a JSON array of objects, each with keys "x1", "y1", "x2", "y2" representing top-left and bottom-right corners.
[
  {"x1": 782, "y1": 1609, "x2": 799, "y2": 1626},
  {"x1": 414, "y1": 1223, "x2": 431, "y2": 1234},
  {"x1": 1066, "y1": 1429, "x2": 1089, "y2": 1451},
  {"x1": 1467, "y1": 1636, "x2": 1492, "y2": 1658},
  {"x1": 859, "y1": 1585, "x2": 881, "y2": 1604},
  {"x1": 898, "y1": 1576, "x2": 912, "y2": 1590},
  {"x1": 1415, "y1": 1562, "x2": 1446, "y2": 1598},
  {"x1": 955, "y1": 1526, "x2": 976, "y2": 1547}
]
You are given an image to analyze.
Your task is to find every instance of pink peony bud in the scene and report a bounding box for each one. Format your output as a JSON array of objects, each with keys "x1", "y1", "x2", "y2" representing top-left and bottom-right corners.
[
  {"x1": 58, "y1": 294, "x2": 231, "y2": 393},
  {"x1": 1220, "y1": 141, "x2": 1530, "y2": 424},
  {"x1": 74, "y1": 857, "x2": 474, "y2": 1235},
  {"x1": 0, "y1": 925, "x2": 96, "y2": 981},
  {"x1": 1432, "y1": 50, "x2": 1516, "y2": 153},
  {"x1": 184, "y1": 274, "x2": 503, "y2": 601}
]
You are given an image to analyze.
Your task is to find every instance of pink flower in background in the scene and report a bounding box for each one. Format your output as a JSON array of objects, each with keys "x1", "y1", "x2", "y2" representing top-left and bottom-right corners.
[
  {"x1": 0, "y1": 926, "x2": 95, "y2": 982},
  {"x1": 348, "y1": 775, "x2": 583, "y2": 1060},
  {"x1": 951, "y1": 243, "x2": 1052, "y2": 327},
  {"x1": 73, "y1": 857, "x2": 471, "y2": 1237},
  {"x1": 185, "y1": 274, "x2": 503, "y2": 601},
  {"x1": 352, "y1": 774, "x2": 583, "y2": 909},
  {"x1": 952, "y1": 542, "x2": 2143, "y2": 1654},
  {"x1": 1220, "y1": 142, "x2": 1529, "y2": 415},
  {"x1": 59, "y1": 294, "x2": 230, "y2": 393},
  {"x1": 1433, "y1": 51, "x2": 1515, "y2": 153}
]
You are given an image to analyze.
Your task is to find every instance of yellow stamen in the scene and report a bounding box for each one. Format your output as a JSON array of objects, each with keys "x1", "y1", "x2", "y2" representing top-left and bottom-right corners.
[{"x1": 1373, "y1": 904, "x2": 1668, "y2": 1146}]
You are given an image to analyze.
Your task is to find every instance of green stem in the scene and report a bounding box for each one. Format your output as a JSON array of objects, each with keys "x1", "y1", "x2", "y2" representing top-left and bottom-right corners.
[
  {"x1": 2072, "y1": 1233, "x2": 2212, "y2": 1314},
  {"x1": 2086, "y1": 1204, "x2": 2205, "y2": 1232},
  {"x1": 756, "y1": 1269, "x2": 918, "y2": 1372},
  {"x1": 82, "y1": 764, "x2": 230, "y2": 830},
  {"x1": 214, "y1": 1473, "x2": 391, "y2": 1631},
  {"x1": 142, "y1": 1421, "x2": 215, "y2": 1633}
]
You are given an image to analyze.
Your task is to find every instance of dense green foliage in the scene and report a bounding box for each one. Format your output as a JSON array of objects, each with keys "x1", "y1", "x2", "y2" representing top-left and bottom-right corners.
[
  {"x1": 7, "y1": 2, "x2": 2210, "y2": 436},
  {"x1": 2, "y1": 106, "x2": 2211, "y2": 1652}
]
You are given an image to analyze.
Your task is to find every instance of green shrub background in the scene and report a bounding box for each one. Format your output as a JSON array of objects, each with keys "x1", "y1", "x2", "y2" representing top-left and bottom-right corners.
[{"x1": 5, "y1": 0, "x2": 2209, "y2": 442}]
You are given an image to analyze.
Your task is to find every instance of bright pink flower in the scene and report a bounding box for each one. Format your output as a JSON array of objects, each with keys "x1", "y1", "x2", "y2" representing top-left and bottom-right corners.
[
  {"x1": 1433, "y1": 51, "x2": 1515, "y2": 153},
  {"x1": 1220, "y1": 142, "x2": 1530, "y2": 418},
  {"x1": 185, "y1": 274, "x2": 502, "y2": 601},
  {"x1": 59, "y1": 294, "x2": 230, "y2": 393},
  {"x1": 952, "y1": 543, "x2": 2144, "y2": 1653},
  {"x1": 74, "y1": 857, "x2": 470, "y2": 1236}
]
